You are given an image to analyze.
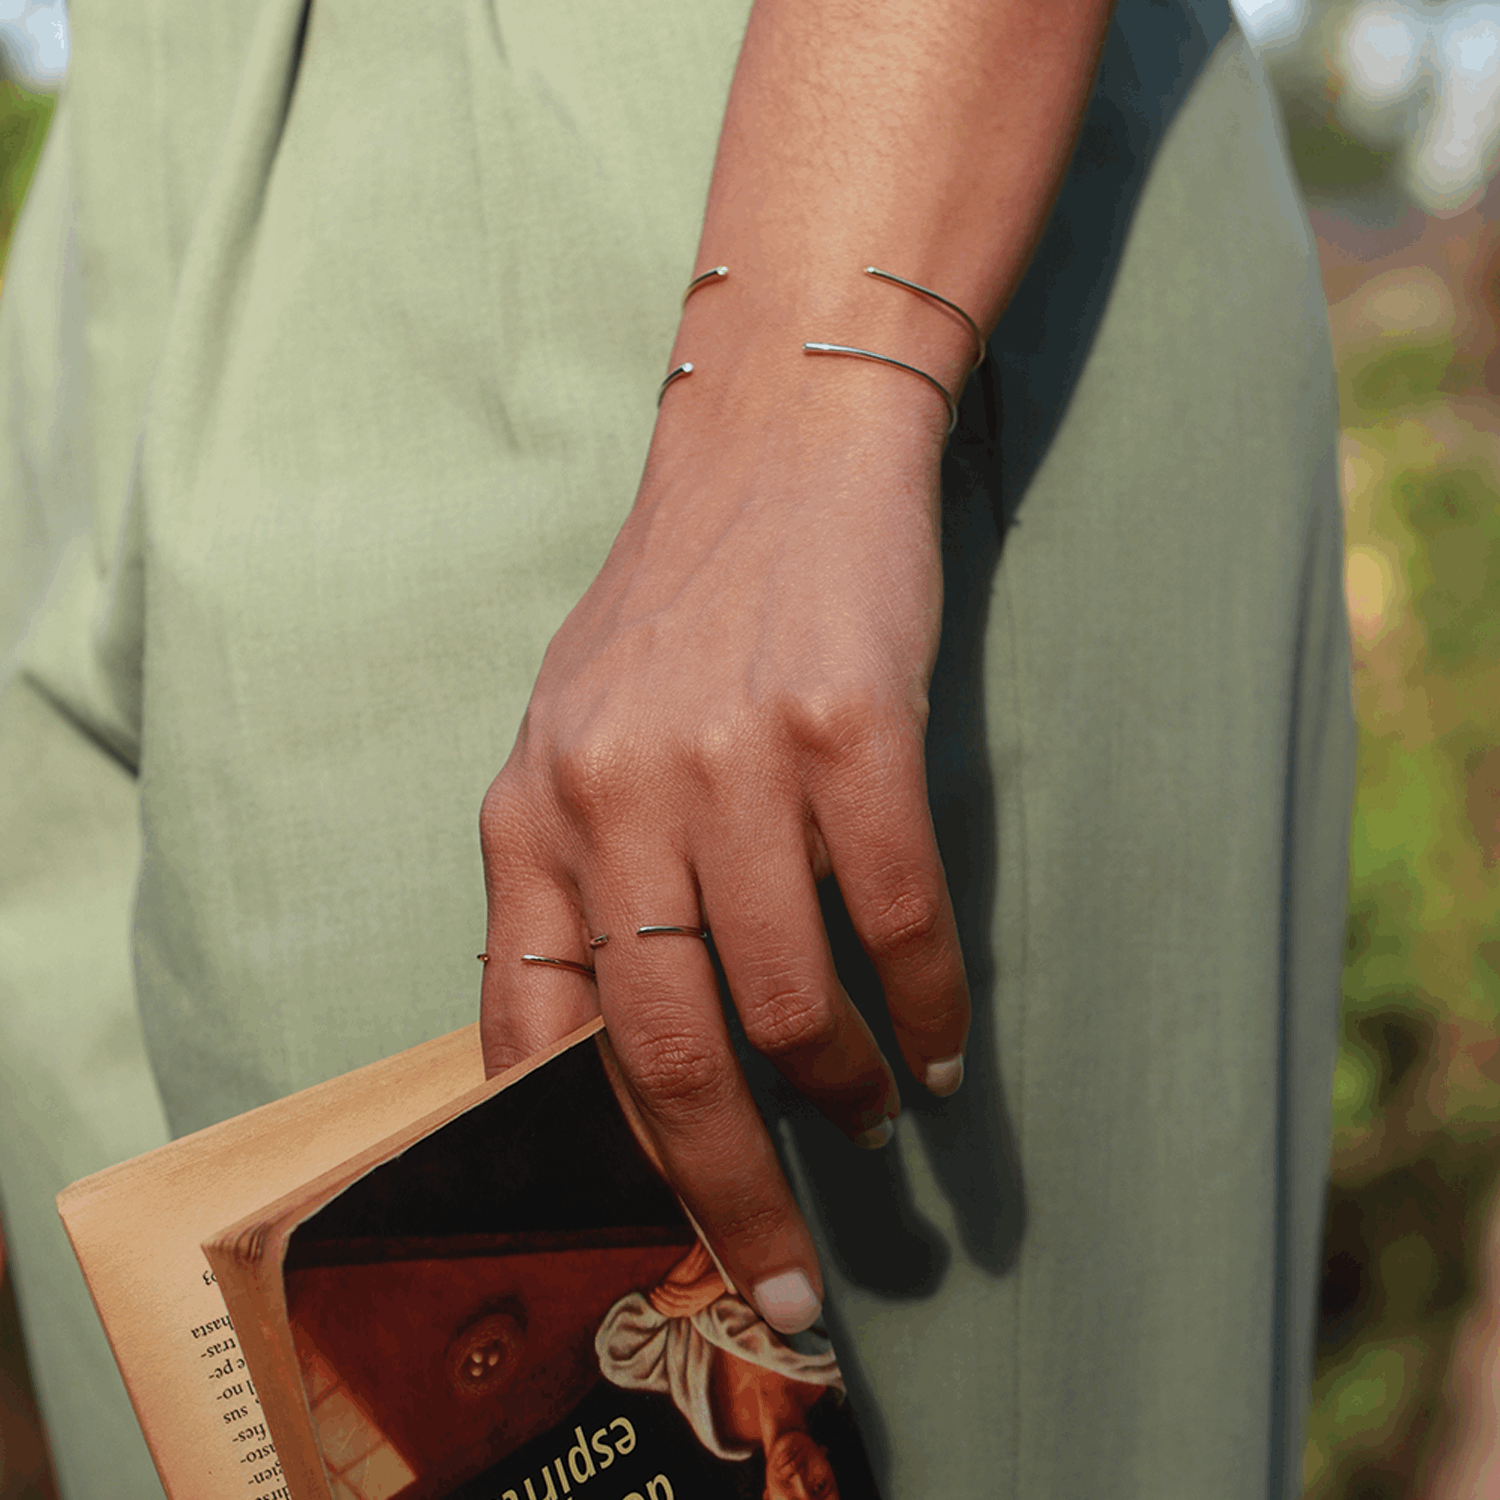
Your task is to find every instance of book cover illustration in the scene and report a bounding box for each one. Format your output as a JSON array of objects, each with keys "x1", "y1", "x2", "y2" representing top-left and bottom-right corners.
[{"x1": 279, "y1": 1037, "x2": 879, "y2": 1500}]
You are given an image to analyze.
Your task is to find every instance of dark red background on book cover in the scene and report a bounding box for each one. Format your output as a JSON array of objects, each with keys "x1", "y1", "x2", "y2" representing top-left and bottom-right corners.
[{"x1": 283, "y1": 1040, "x2": 880, "y2": 1500}]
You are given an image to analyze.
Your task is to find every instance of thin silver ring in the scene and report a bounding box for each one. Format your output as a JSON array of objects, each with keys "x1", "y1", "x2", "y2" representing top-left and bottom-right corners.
[
  {"x1": 682, "y1": 265, "x2": 728, "y2": 306},
  {"x1": 657, "y1": 362, "x2": 693, "y2": 405},
  {"x1": 637, "y1": 925, "x2": 710, "y2": 941},
  {"x1": 520, "y1": 954, "x2": 598, "y2": 979},
  {"x1": 803, "y1": 343, "x2": 958, "y2": 434},
  {"x1": 866, "y1": 267, "x2": 986, "y2": 373}
]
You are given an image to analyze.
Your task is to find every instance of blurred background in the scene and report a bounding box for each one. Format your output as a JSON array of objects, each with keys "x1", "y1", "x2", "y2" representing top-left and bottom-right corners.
[{"x1": 0, "y1": 2, "x2": 1496, "y2": 1498}]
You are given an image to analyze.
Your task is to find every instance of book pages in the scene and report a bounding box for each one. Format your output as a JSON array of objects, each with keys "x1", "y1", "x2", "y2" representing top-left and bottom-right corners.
[{"x1": 56, "y1": 1026, "x2": 488, "y2": 1500}]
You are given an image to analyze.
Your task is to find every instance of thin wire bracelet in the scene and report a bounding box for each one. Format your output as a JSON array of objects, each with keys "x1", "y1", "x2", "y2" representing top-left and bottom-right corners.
[
  {"x1": 682, "y1": 265, "x2": 728, "y2": 306},
  {"x1": 659, "y1": 266, "x2": 729, "y2": 403},
  {"x1": 658, "y1": 362, "x2": 693, "y2": 404},
  {"x1": 865, "y1": 266, "x2": 987, "y2": 374},
  {"x1": 802, "y1": 342, "x2": 959, "y2": 434}
]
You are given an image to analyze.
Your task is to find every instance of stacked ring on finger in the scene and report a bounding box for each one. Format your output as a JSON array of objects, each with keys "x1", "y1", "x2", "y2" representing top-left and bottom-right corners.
[
  {"x1": 480, "y1": 949, "x2": 601, "y2": 978},
  {"x1": 520, "y1": 953, "x2": 597, "y2": 978},
  {"x1": 477, "y1": 925, "x2": 706, "y2": 976}
]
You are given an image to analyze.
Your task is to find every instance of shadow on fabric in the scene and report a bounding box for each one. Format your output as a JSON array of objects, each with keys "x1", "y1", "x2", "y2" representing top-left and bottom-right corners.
[{"x1": 722, "y1": 1, "x2": 1236, "y2": 1481}]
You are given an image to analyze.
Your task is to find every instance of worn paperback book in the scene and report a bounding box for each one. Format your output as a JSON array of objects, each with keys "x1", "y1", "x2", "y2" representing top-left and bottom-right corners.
[{"x1": 58, "y1": 1018, "x2": 880, "y2": 1500}]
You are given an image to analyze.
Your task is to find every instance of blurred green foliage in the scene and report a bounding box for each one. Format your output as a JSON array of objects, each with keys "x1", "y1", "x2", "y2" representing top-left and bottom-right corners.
[
  {"x1": 1395, "y1": 465, "x2": 1500, "y2": 671},
  {"x1": 1256, "y1": 24, "x2": 1500, "y2": 1498},
  {"x1": 1303, "y1": 247, "x2": 1500, "y2": 1495},
  {"x1": 1284, "y1": 94, "x2": 1400, "y2": 197},
  {"x1": 0, "y1": 79, "x2": 54, "y2": 283}
]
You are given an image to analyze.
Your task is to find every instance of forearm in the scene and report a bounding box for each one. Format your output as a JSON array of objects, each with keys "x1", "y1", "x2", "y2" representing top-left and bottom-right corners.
[{"x1": 661, "y1": 0, "x2": 1116, "y2": 445}]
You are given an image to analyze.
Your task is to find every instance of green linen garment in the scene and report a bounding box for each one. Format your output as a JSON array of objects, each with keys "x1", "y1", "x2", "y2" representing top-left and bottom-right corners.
[{"x1": 0, "y1": 1, "x2": 1354, "y2": 1496}]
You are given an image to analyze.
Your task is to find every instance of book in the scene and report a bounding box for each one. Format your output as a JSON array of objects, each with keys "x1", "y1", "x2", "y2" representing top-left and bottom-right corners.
[{"x1": 58, "y1": 1019, "x2": 880, "y2": 1500}]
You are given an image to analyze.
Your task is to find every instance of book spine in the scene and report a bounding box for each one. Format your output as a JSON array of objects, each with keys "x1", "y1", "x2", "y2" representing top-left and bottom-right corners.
[{"x1": 204, "y1": 1233, "x2": 335, "y2": 1500}]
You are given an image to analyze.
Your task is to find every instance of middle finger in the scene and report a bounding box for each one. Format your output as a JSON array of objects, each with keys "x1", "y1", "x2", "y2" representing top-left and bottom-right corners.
[{"x1": 582, "y1": 853, "x2": 825, "y2": 1333}]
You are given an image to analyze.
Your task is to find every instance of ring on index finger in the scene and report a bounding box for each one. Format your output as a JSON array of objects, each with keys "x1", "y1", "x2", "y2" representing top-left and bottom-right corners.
[
  {"x1": 636, "y1": 925, "x2": 710, "y2": 940},
  {"x1": 519, "y1": 953, "x2": 598, "y2": 979}
]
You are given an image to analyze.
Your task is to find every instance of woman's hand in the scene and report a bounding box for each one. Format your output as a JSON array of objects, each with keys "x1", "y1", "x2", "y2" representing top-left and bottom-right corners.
[
  {"x1": 479, "y1": 359, "x2": 971, "y2": 1335},
  {"x1": 480, "y1": 0, "x2": 1115, "y2": 1334}
]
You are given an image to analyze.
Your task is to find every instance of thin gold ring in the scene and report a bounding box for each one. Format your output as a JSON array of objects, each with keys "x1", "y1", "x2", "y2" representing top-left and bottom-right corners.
[{"x1": 520, "y1": 954, "x2": 598, "y2": 979}]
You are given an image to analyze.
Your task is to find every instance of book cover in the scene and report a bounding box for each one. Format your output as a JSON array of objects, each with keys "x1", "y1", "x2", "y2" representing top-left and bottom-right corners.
[
  {"x1": 215, "y1": 1027, "x2": 878, "y2": 1500},
  {"x1": 61, "y1": 1022, "x2": 880, "y2": 1500}
]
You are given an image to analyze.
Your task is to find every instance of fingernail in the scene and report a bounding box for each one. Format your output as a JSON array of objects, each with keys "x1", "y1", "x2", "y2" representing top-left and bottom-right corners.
[
  {"x1": 853, "y1": 1116, "x2": 895, "y2": 1150},
  {"x1": 924, "y1": 1054, "x2": 964, "y2": 1096},
  {"x1": 752, "y1": 1269, "x2": 821, "y2": 1335}
]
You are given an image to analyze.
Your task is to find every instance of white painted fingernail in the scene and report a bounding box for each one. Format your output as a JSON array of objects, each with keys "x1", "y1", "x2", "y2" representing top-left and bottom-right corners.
[
  {"x1": 853, "y1": 1117, "x2": 895, "y2": 1150},
  {"x1": 925, "y1": 1054, "x2": 964, "y2": 1096},
  {"x1": 752, "y1": 1270, "x2": 821, "y2": 1335}
]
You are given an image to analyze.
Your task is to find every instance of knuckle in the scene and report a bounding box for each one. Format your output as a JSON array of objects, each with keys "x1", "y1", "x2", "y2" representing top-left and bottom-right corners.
[
  {"x1": 478, "y1": 776, "x2": 525, "y2": 849},
  {"x1": 862, "y1": 880, "x2": 946, "y2": 963},
  {"x1": 779, "y1": 679, "x2": 920, "y2": 769},
  {"x1": 621, "y1": 1018, "x2": 728, "y2": 1124},
  {"x1": 712, "y1": 1196, "x2": 794, "y2": 1252},
  {"x1": 741, "y1": 983, "x2": 840, "y2": 1061},
  {"x1": 681, "y1": 710, "x2": 756, "y2": 792},
  {"x1": 779, "y1": 681, "x2": 881, "y2": 765},
  {"x1": 479, "y1": 777, "x2": 558, "y2": 872},
  {"x1": 548, "y1": 730, "x2": 634, "y2": 819}
]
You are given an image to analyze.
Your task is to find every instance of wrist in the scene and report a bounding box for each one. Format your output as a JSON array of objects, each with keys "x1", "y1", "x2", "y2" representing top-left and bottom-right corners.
[{"x1": 653, "y1": 261, "x2": 981, "y2": 458}]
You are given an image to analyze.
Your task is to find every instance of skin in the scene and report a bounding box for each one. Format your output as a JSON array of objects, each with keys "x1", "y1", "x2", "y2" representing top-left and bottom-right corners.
[{"x1": 480, "y1": 0, "x2": 1117, "y2": 1334}]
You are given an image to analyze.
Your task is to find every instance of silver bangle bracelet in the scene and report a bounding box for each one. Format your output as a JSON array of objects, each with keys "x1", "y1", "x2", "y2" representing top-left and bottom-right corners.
[
  {"x1": 658, "y1": 266, "x2": 728, "y2": 404},
  {"x1": 802, "y1": 342, "x2": 958, "y2": 434},
  {"x1": 660, "y1": 264, "x2": 981, "y2": 434},
  {"x1": 658, "y1": 362, "x2": 693, "y2": 404},
  {"x1": 865, "y1": 266, "x2": 986, "y2": 374},
  {"x1": 682, "y1": 265, "x2": 728, "y2": 306}
]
